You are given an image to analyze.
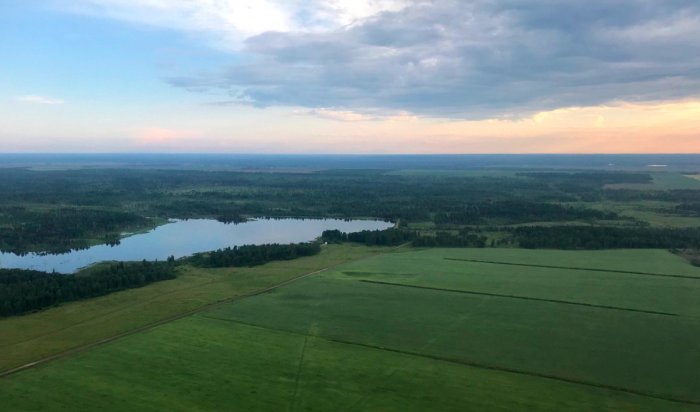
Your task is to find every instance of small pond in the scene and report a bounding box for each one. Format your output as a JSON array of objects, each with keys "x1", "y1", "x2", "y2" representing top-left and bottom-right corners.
[{"x1": 0, "y1": 218, "x2": 393, "y2": 274}]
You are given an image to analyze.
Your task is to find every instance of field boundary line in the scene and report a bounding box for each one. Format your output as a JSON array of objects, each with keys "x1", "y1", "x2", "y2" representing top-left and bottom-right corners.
[
  {"x1": 445, "y1": 258, "x2": 700, "y2": 280},
  {"x1": 332, "y1": 339, "x2": 700, "y2": 407},
  {"x1": 289, "y1": 335, "x2": 309, "y2": 412},
  {"x1": 359, "y1": 280, "x2": 680, "y2": 317},
  {"x1": 197, "y1": 316, "x2": 700, "y2": 407},
  {"x1": 344, "y1": 308, "x2": 479, "y2": 412}
]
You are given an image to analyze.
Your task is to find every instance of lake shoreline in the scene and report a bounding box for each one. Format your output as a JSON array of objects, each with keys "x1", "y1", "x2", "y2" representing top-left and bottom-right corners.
[{"x1": 0, "y1": 218, "x2": 393, "y2": 274}]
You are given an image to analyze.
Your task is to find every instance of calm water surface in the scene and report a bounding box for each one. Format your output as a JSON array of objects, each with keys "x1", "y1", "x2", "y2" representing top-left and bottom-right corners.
[{"x1": 0, "y1": 218, "x2": 393, "y2": 274}]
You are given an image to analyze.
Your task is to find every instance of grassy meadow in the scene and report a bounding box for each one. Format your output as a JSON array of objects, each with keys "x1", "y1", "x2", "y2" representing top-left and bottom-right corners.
[
  {"x1": 589, "y1": 200, "x2": 700, "y2": 228},
  {"x1": 604, "y1": 172, "x2": 700, "y2": 190},
  {"x1": 2, "y1": 247, "x2": 699, "y2": 410}
]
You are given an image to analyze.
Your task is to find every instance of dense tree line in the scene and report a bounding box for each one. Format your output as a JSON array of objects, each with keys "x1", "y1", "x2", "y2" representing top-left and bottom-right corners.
[
  {"x1": 0, "y1": 207, "x2": 150, "y2": 254},
  {"x1": 433, "y1": 200, "x2": 616, "y2": 225},
  {"x1": 322, "y1": 228, "x2": 486, "y2": 248},
  {"x1": 675, "y1": 203, "x2": 700, "y2": 216},
  {"x1": 512, "y1": 226, "x2": 700, "y2": 249},
  {"x1": 671, "y1": 249, "x2": 700, "y2": 267},
  {"x1": 413, "y1": 231, "x2": 487, "y2": 247},
  {"x1": 322, "y1": 228, "x2": 415, "y2": 246},
  {"x1": 189, "y1": 243, "x2": 321, "y2": 268},
  {"x1": 605, "y1": 189, "x2": 700, "y2": 202},
  {"x1": 0, "y1": 259, "x2": 176, "y2": 317}
]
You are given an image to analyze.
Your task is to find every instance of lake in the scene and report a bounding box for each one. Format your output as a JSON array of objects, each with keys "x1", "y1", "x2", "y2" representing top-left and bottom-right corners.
[{"x1": 0, "y1": 218, "x2": 393, "y2": 274}]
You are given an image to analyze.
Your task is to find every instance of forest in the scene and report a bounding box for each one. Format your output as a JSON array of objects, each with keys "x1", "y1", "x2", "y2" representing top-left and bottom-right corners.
[
  {"x1": 1, "y1": 167, "x2": 700, "y2": 255},
  {"x1": 322, "y1": 228, "x2": 489, "y2": 248},
  {"x1": 0, "y1": 207, "x2": 151, "y2": 253},
  {"x1": 432, "y1": 200, "x2": 617, "y2": 225},
  {"x1": 413, "y1": 230, "x2": 488, "y2": 247},
  {"x1": 513, "y1": 226, "x2": 700, "y2": 249},
  {"x1": 188, "y1": 243, "x2": 322, "y2": 268},
  {"x1": 321, "y1": 228, "x2": 415, "y2": 246}
]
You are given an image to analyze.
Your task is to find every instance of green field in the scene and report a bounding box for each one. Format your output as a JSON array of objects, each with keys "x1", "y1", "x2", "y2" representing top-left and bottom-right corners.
[
  {"x1": 0, "y1": 244, "x2": 381, "y2": 372},
  {"x1": 2, "y1": 248, "x2": 699, "y2": 411}
]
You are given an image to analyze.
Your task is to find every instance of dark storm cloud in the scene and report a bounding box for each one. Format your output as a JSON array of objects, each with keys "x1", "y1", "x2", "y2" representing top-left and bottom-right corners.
[{"x1": 168, "y1": 0, "x2": 700, "y2": 118}]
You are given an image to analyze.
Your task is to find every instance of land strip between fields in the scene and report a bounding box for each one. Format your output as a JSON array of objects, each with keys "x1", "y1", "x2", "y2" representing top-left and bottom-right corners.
[
  {"x1": 445, "y1": 258, "x2": 700, "y2": 280},
  {"x1": 359, "y1": 280, "x2": 681, "y2": 317},
  {"x1": 0, "y1": 277, "x2": 229, "y2": 350},
  {"x1": 198, "y1": 316, "x2": 700, "y2": 407}
]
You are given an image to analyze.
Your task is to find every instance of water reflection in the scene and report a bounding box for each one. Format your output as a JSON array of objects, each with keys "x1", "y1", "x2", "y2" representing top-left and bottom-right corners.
[{"x1": 0, "y1": 218, "x2": 393, "y2": 274}]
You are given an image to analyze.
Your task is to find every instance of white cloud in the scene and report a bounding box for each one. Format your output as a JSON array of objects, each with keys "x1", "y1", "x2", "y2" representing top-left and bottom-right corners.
[
  {"x1": 54, "y1": 0, "x2": 700, "y2": 119},
  {"x1": 168, "y1": 0, "x2": 700, "y2": 118},
  {"x1": 16, "y1": 95, "x2": 65, "y2": 105},
  {"x1": 303, "y1": 108, "x2": 372, "y2": 122},
  {"x1": 58, "y1": 0, "x2": 408, "y2": 50},
  {"x1": 299, "y1": 107, "x2": 419, "y2": 122},
  {"x1": 303, "y1": 0, "x2": 409, "y2": 29}
]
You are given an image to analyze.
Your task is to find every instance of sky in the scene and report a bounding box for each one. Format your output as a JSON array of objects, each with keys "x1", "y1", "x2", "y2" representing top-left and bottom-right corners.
[{"x1": 1, "y1": 0, "x2": 699, "y2": 154}]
